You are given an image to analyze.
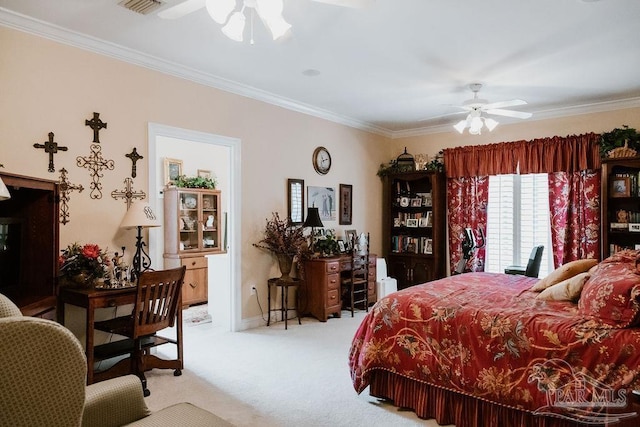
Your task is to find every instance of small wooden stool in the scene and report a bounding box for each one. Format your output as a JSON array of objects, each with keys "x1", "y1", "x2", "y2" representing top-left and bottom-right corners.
[{"x1": 267, "y1": 277, "x2": 302, "y2": 330}]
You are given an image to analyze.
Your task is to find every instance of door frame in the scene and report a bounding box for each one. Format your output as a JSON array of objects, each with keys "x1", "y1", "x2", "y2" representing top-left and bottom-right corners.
[{"x1": 147, "y1": 122, "x2": 242, "y2": 332}]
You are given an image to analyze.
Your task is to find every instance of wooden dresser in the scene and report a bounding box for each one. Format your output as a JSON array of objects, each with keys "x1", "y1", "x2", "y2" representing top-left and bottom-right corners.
[{"x1": 301, "y1": 254, "x2": 377, "y2": 322}]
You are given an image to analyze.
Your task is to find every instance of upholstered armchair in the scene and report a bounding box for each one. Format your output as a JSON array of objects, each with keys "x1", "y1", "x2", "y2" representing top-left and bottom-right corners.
[{"x1": 0, "y1": 293, "x2": 232, "y2": 427}]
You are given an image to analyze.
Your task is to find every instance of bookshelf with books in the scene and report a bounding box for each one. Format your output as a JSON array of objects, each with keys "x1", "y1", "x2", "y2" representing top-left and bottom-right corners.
[
  {"x1": 382, "y1": 171, "x2": 446, "y2": 290},
  {"x1": 601, "y1": 156, "x2": 640, "y2": 258}
]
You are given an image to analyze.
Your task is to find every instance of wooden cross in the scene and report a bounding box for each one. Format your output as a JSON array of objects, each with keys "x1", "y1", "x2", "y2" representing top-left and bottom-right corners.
[
  {"x1": 125, "y1": 147, "x2": 144, "y2": 178},
  {"x1": 85, "y1": 112, "x2": 107, "y2": 143},
  {"x1": 76, "y1": 143, "x2": 115, "y2": 199},
  {"x1": 58, "y1": 168, "x2": 84, "y2": 225},
  {"x1": 111, "y1": 177, "x2": 146, "y2": 210},
  {"x1": 33, "y1": 132, "x2": 68, "y2": 173}
]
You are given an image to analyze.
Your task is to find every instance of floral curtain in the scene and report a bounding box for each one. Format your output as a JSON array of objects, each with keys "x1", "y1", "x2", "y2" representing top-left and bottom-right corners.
[
  {"x1": 447, "y1": 176, "x2": 489, "y2": 274},
  {"x1": 548, "y1": 170, "x2": 601, "y2": 267},
  {"x1": 444, "y1": 133, "x2": 601, "y2": 274}
]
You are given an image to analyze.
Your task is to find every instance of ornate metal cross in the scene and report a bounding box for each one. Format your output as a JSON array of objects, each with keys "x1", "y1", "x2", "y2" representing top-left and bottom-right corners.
[
  {"x1": 111, "y1": 177, "x2": 146, "y2": 210},
  {"x1": 125, "y1": 147, "x2": 144, "y2": 178},
  {"x1": 85, "y1": 112, "x2": 107, "y2": 143},
  {"x1": 76, "y1": 144, "x2": 115, "y2": 199},
  {"x1": 58, "y1": 168, "x2": 84, "y2": 225},
  {"x1": 33, "y1": 132, "x2": 68, "y2": 173}
]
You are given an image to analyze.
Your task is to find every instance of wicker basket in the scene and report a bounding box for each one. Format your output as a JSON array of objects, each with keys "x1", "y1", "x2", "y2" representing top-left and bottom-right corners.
[{"x1": 607, "y1": 141, "x2": 637, "y2": 158}]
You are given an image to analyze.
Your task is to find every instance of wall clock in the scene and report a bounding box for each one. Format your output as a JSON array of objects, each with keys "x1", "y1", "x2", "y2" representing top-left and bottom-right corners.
[{"x1": 312, "y1": 146, "x2": 331, "y2": 175}]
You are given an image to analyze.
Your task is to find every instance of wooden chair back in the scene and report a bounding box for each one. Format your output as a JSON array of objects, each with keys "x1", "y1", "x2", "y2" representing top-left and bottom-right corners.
[{"x1": 133, "y1": 266, "x2": 185, "y2": 338}]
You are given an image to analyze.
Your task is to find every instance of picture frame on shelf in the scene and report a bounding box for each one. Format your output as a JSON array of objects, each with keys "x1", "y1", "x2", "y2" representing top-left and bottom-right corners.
[
  {"x1": 417, "y1": 192, "x2": 432, "y2": 207},
  {"x1": 425, "y1": 238, "x2": 433, "y2": 254},
  {"x1": 338, "y1": 239, "x2": 346, "y2": 253},
  {"x1": 197, "y1": 169, "x2": 212, "y2": 179},
  {"x1": 410, "y1": 198, "x2": 422, "y2": 207},
  {"x1": 611, "y1": 177, "x2": 631, "y2": 197},
  {"x1": 426, "y1": 211, "x2": 433, "y2": 227},
  {"x1": 339, "y1": 184, "x2": 352, "y2": 225},
  {"x1": 419, "y1": 217, "x2": 428, "y2": 227},
  {"x1": 345, "y1": 229, "x2": 357, "y2": 248},
  {"x1": 164, "y1": 158, "x2": 183, "y2": 185},
  {"x1": 406, "y1": 218, "x2": 419, "y2": 228}
]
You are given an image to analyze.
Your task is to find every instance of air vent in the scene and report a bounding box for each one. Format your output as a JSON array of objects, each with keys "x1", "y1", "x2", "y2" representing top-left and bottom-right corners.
[{"x1": 118, "y1": 0, "x2": 164, "y2": 15}]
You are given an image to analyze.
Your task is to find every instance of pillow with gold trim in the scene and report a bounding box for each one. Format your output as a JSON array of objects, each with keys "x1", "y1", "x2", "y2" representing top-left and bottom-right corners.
[
  {"x1": 577, "y1": 253, "x2": 640, "y2": 327},
  {"x1": 537, "y1": 272, "x2": 590, "y2": 301},
  {"x1": 530, "y1": 259, "x2": 598, "y2": 292}
]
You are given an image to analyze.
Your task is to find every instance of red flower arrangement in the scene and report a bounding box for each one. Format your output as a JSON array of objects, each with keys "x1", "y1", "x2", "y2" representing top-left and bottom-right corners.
[{"x1": 59, "y1": 242, "x2": 111, "y2": 281}]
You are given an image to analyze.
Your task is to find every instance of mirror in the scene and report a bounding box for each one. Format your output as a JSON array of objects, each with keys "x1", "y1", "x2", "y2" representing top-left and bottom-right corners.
[{"x1": 287, "y1": 178, "x2": 305, "y2": 225}]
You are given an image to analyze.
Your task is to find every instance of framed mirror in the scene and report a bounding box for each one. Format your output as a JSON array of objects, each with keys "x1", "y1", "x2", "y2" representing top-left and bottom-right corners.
[{"x1": 287, "y1": 178, "x2": 305, "y2": 225}]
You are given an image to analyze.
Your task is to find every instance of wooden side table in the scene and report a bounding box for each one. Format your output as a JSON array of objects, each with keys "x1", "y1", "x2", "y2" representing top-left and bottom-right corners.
[{"x1": 267, "y1": 277, "x2": 302, "y2": 330}]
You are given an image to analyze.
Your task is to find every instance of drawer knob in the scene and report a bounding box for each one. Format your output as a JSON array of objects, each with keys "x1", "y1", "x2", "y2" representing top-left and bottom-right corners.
[{"x1": 191, "y1": 261, "x2": 197, "y2": 266}]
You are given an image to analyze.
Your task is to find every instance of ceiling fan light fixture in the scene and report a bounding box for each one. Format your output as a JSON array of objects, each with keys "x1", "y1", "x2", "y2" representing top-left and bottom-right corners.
[
  {"x1": 453, "y1": 119, "x2": 468, "y2": 134},
  {"x1": 484, "y1": 117, "x2": 499, "y2": 131},
  {"x1": 265, "y1": 15, "x2": 291, "y2": 40},
  {"x1": 205, "y1": 0, "x2": 235, "y2": 24},
  {"x1": 222, "y1": 11, "x2": 246, "y2": 41}
]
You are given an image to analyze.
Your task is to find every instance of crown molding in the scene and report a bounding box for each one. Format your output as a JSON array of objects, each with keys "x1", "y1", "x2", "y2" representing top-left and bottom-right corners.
[
  {"x1": 2, "y1": 8, "x2": 638, "y2": 141},
  {"x1": 0, "y1": 8, "x2": 392, "y2": 138}
]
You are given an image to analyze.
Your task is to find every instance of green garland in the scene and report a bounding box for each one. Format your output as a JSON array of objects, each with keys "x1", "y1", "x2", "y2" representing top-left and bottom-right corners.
[
  {"x1": 173, "y1": 175, "x2": 217, "y2": 189},
  {"x1": 599, "y1": 125, "x2": 640, "y2": 157}
]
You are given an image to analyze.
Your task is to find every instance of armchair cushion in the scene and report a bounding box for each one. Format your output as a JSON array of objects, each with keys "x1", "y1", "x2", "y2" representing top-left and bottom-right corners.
[
  {"x1": 126, "y1": 402, "x2": 234, "y2": 427},
  {"x1": 83, "y1": 375, "x2": 151, "y2": 427},
  {"x1": 0, "y1": 293, "x2": 22, "y2": 317}
]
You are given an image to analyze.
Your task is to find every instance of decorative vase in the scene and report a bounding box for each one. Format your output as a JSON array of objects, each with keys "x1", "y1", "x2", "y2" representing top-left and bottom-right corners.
[
  {"x1": 69, "y1": 272, "x2": 96, "y2": 288},
  {"x1": 276, "y1": 254, "x2": 294, "y2": 281}
]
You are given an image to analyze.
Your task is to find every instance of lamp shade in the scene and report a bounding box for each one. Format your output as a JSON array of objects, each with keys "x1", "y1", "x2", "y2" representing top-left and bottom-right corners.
[
  {"x1": 303, "y1": 207, "x2": 324, "y2": 228},
  {"x1": 120, "y1": 202, "x2": 161, "y2": 229},
  {"x1": 0, "y1": 176, "x2": 10, "y2": 201}
]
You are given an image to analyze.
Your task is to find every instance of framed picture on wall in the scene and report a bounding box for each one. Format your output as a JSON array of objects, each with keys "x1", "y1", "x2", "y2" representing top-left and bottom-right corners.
[
  {"x1": 308, "y1": 186, "x2": 336, "y2": 221},
  {"x1": 339, "y1": 184, "x2": 352, "y2": 225},
  {"x1": 164, "y1": 157, "x2": 183, "y2": 185}
]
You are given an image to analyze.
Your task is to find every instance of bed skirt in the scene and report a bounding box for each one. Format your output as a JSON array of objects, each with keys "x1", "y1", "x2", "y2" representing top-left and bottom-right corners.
[{"x1": 368, "y1": 370, "x2": 638, "y2": 427}]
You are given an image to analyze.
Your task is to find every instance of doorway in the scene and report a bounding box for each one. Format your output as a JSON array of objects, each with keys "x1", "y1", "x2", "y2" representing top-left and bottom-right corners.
[{"x1": 147, "y1": 123, "x2": 241, "y2": 332}]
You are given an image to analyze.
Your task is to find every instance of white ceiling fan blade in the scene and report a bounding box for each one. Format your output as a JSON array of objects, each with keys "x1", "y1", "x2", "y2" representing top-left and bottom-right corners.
[
  {"x1": 419, "y1": 111, "x2": 466, "y2": 122},
  {"x1": 311, "y1": 0, "x2": 373, "y2": 8},
  {"x1": 482, "y1": 99, "x2": 527, "y2": 110},
  {"x1": 485, "y1": 109, "x2": 532, "y2": 119},
  {"x1": 158, "y1": 0, "x2": 206, "y2": 20}
]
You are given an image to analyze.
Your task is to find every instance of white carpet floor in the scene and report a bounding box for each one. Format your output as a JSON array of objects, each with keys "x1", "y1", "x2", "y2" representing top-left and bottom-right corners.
[{"x1": 145, "y1": 309, "x2": 448, "y2": 426}]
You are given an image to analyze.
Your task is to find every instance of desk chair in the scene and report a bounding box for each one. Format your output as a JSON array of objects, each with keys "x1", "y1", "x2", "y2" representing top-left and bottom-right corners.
[
  {"x1": 95, "y1": 266, "x2": 186, "y2": 396},
  {"x1": 505, "y1": 245, "x2": 544, "y2": 278},
  {"x1": 341, "y1": 232, "x2": 369, "y2": 317}
]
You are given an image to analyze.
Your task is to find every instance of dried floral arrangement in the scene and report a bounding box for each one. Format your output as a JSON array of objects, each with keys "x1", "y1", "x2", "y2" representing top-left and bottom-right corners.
[
  {"x1": 253, "y1": 212, "x2": 311, "y2": 262},
  {"x1": 59, "y1": 242, "x2": 111, "y2": 281}
]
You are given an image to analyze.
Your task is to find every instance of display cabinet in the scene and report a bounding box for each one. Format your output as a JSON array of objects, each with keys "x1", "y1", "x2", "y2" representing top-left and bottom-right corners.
[
  {"x1": 163, "y1": 187, "x2": 224, "y2": 306},
  {"x1": 382, "y1": 171, "x2": 446, "y2": 289},
  {"x1": 601, "y1": 156, "x2": 640, "y2": 257}
]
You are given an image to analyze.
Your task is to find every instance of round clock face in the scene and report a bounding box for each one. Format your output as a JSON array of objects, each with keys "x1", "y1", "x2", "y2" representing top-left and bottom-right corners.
[{"x1": 313, "y1": 146, "x2": 331, "y2": 175}]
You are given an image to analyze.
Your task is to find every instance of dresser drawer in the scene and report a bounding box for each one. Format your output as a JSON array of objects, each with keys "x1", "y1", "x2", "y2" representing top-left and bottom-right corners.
[
  {"x1": 327, "y1": 289, "x2": 340, "y2": 307},
  {"x1": 326, "y1": 261, "x2": 340, "y2": 273},
  {"x1": 327, "y1": 273, "x2": 340, "y2": 290},
  {"x1": 181, "y1": 256, "x2": 207, "y2": 270}
]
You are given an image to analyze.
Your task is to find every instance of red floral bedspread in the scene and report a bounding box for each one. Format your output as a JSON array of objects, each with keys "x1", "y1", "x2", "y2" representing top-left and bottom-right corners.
[{"x1": 349, "y1": 272, "x2": 640, "y2": 413}]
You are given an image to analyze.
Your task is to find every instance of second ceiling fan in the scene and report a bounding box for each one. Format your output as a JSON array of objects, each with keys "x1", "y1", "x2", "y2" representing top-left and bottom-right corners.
[{"x1": 452, "y1": 83, "x2": 533, "y2": 135}]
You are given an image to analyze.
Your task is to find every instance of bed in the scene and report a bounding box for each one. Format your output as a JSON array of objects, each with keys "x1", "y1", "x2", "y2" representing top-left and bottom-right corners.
[{"x1": 349, "y1": 251, "x2": 640, "y2": 427}]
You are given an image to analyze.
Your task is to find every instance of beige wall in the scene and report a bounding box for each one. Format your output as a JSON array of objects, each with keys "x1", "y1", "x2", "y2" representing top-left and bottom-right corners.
[{"x1": 0, "y1": 27, "x2": 388, "y2": 325}]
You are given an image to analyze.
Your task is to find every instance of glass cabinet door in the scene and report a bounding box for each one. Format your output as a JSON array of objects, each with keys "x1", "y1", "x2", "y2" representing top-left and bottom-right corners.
[
  {"x1": 202, "y1": 192, "x2": 219, "y2": 250},
  {"x1": 179, "y1": 191, "x2": 200, "y2": 252}
]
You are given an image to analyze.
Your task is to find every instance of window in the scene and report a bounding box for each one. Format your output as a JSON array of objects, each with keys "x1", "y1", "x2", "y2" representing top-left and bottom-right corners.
[{"x1": 485, "y1": 173, "x2": 552, "y2": 277}]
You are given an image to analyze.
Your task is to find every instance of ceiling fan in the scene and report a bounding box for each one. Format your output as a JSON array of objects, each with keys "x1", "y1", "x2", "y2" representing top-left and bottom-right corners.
[
  {"x1": 158, "y1": 0, "x2": 370, "y2": 42},
  {"x1": 451, "y1": 83, "x2": 533, "y2": 135}
]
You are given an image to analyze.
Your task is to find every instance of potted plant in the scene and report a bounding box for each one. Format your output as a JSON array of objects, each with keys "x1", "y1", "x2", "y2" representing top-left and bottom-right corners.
[
  {"x1": 599, "y1": 125, "x2": 640, "y2": 158},
  {"x1": 253, "y1": 212, "x2": 311, "y2": 280},
  {"x1": 59, "y1": 242, "x2": 111, "y2": 287},
  {"x1": 313, "y1": 230, "x2": 341, "y2": 257}
]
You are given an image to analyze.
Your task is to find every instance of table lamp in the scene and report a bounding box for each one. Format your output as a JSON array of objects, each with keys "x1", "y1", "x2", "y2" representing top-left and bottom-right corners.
[
  {"x1": 120, "y1": 201, "x2": 161, "y2": 278},
  {"x1": 303, "y1": 207, "x2": 323, "y2": 252}
]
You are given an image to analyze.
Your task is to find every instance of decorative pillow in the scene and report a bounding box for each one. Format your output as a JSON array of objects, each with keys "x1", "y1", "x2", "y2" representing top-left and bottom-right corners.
[
  {"x1": 537, "y1": 272, "x2": 590, "y2": 301},
  {"x1": 577, "y1": 255, "x2": 640, "y2": 327},
  {"x1": 531, "y1": 259, "x2": 598, "y2": 292}
]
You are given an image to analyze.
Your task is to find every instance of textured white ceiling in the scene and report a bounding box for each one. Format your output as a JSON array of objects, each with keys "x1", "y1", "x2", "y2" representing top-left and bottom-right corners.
[{"x1": 1, "y1": 0, "x2": 639, "y2": 137}]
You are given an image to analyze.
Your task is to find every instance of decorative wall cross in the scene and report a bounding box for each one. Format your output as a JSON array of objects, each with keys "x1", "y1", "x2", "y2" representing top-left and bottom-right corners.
[
  {"x1": 33, "y1": 132, "x2": 68, "y2": 173},
  {"x1": 76, "y1": 144, "x2": 115, "y2": 199},
  {"x1": 58, "y1": 168, "x2": 84, "y2": 225},
  {"x1": 111, "y1": 177, "x2": 146, "y2": 210},
  {"x1": 85, "y1": 112, "x2": 107, "y2": 143},
  {"x1": 125, "y1": 147, "x2": 144, "y2": 178}
]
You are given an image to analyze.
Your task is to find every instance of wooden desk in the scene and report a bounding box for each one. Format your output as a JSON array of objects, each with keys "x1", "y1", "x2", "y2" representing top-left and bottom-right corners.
[
  {"x1": 302, "y1": 254, "x2": 376, "y2": 322},
  {"x1": 57, "y1": 286, "x2": 183, "y2": 384}
]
